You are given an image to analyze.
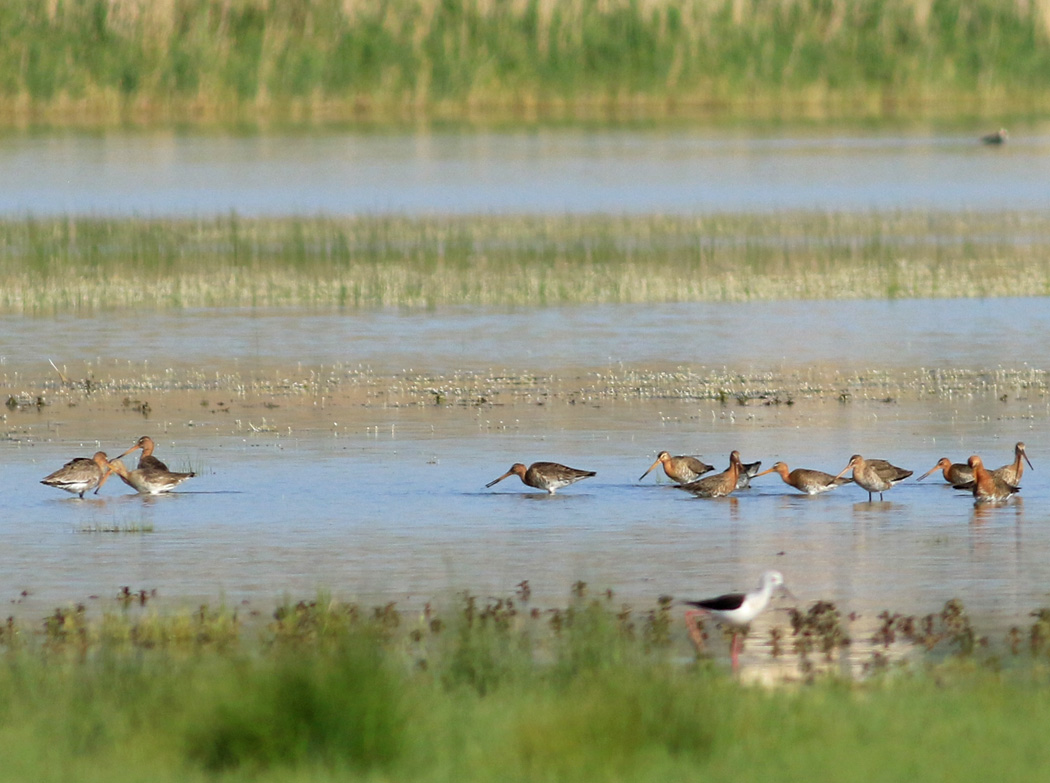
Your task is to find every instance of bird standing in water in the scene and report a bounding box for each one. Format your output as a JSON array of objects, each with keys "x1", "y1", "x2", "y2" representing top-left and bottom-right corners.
[
  {"x1": 833, "y1": 454, "x2": 912, "y2": 501},
  {"x1": 967, "y1": 455, "x2": 1020, "y2": 504},
  {"x1": 485, "y1": 461, "x2": 596, "y2": 494},
  {"x1": 754, "y1": 461, "x2": 852, "y2": 495},
  {"x1": 683, "y1": 571, "x2": 792, "y2": 673},
  {"x1": 917, "y1": 457, "x2": 973, "y2": 485},
  {"x1": 40, "y1": 452, "x2": 112, "y2": 498},
  {"x1": 677, "y1": 451, "x2": 748, "y2": 498},
  {"x1": 100, "y1": 459, "x2": 196, "y2": 495},
  {"x1": 638, "y1": 451, "x2": 713, "y2": 484}
]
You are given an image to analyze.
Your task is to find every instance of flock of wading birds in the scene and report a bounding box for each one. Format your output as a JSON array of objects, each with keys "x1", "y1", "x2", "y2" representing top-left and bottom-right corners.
[
  {"x1": 37, "y1": 436, "x2": 1034, "y2": 672},
  {"x1": 485, "y1": 441, "x2": 1034, "y2": 505},
  {"x1": 486, "y1": 442, "x2": 1033, "y2": 670}
]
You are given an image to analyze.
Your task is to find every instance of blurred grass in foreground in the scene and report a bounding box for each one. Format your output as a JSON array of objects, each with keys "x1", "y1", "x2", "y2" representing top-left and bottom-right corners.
[
  {"x1": 5, "y1": 591, "x2": 1050, "y2": 781},
  {"x1": 1, "y1": 211, "x2": 1048, "y2": 313},
  {"x1": 3, "y1": 0, "x2": 1050, "y2": 126}
]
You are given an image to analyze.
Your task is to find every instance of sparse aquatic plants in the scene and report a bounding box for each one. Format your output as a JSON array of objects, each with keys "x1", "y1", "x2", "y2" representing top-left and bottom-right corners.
[{"x1": 3, "y1": 211, "x2": 1050, "y2": 313}]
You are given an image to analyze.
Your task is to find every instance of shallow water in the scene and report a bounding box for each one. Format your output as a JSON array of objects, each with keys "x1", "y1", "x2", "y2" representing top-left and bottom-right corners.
[
  {"x1": 3, "y1": 124, "x2": 1050, "y2": 215},
  {"x1": 2, "y1": 299, "x2": 1048, "y2": 665},
  {"x1": 4, "y1": 297, "x2": 1048, "y2": 375}
]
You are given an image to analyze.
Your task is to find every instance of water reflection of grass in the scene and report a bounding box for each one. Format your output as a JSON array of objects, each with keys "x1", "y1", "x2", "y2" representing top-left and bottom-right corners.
[
  {"x1": 3, "y1": 212, "x2": 1050, "y2": 313},
  {"x1": 6, "y1": 590, "x2": 1050, "y2": 780}
]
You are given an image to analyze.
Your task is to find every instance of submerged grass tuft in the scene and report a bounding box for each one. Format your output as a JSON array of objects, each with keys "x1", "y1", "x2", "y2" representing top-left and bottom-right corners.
[{"x1": 2, "y1": 211, "x2": 1050, "y2": 313}]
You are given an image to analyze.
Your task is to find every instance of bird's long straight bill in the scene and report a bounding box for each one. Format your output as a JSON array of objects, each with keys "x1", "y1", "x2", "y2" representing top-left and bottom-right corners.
[
  {"x1": 485, "y1": 471, "x2": 513, "y2": 488},
  {"x1": 638, "y1": 458, "x2": 662, "y2": 481}
]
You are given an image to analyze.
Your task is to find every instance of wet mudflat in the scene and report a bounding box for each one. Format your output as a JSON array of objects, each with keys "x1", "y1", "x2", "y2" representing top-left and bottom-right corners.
[{"x1": 2, "y1": 299, "x2": 1047, "y2": 672}]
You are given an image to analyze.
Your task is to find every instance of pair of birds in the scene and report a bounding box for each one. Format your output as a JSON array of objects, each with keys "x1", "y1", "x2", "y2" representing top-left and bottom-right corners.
[
  {"x1": 486, "y1": 450, "x2": 763, "y2": 497},
  {"x1": 40, "y1": 436, "x2": 196, "y2": 497},
  {"x1": 917, "y1": 442, "x2": 1032, "y2": 503},
  {"x1": 640, "y1": 450, "x2": 762, "y2": 497}
]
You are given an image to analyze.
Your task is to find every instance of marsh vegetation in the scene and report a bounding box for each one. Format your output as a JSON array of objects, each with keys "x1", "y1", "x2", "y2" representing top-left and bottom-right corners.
[
  {"x1": 4, "y1": 0, "x2": 1050, "y2": 126},
  {"x1": 3, "y1": 211, "x2": 1050, "y2": 313},
  {"x1": 5, "y1": 588, "x2": 1050, "y2": 781}
]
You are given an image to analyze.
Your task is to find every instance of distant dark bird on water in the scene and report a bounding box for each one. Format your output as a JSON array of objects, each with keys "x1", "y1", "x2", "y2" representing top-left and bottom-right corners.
[{"x1": 981, "y1": 128, "x2": 1008, "y2": 145}]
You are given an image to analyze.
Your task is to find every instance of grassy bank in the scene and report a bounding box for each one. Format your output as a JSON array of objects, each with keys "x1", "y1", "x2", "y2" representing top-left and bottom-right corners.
[
  {"x1": 4, "y1": 590, "x2": 1050, "y2": 781},
  {"x1": 3, "y1": 0, "x2": 1050, "y2": 127},
  {"x1": 2, "y1": 211, "x2": 1050, "y2": 313}
]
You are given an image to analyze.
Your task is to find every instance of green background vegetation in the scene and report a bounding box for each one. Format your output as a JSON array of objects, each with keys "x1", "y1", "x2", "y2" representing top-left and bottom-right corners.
[
  {"x1": 5, "y1": 593, "x2": 1050, "y2": 782},
  {"x1": 2, "y1": 0, "x2": 1050, "y2": 126}
]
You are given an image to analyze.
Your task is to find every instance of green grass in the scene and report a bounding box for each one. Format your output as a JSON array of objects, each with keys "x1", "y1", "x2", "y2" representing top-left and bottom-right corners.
[
  {"x1": 3, "y1": 591, "x2": 1050, "y2": 781},
  {"x1": 2, "y1": 211, "x2": 1050, "y2": 313},
  {"x1": 2, "y1": 0, "x2": 1050, "y2": 127}
]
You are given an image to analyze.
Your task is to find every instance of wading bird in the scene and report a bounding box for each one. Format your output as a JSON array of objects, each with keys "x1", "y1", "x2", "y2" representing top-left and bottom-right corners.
[
  {"x1": 754, "y1": 461, "x2": 852, "y2": 495},
  {"x1": 954, "y1": 442, "x2": 1033, "y2": 491},
  {"x1": 485, "y1": 462, "x2": 595, "y2": 494},
  {"x1": 916, "y1": 457, "x2": 973, "y2": 485},
  {"x1": 101, "y1": 459, "x2": 196, "y2": 496},
  {"x1": 967, "y1": 455, "x2": 1020, "y2": 504},
  {"x1": 735, "y1": 459, "x2": 763, "y2": 490},
  {"x1": 833, "y1": 454, "x2": 912, "y2": 502},
  {"x1": 40, "y1": 452, "x2": 112, "y2": 498},
  {"x1": 638, "y1": 452, "x2": 713, "y2": 484},
  {"x1": 683, "y1": 571, "x2": 792, "y2": 673},
  {"x1": 116, "y1": 435, "x2": 170, "y2": 471},
  {"x1": 677, "y1": 451, "x2": 747, "y2": 498}
]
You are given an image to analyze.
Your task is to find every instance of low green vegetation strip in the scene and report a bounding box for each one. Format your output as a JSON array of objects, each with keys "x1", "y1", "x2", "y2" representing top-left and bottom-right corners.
[
  {"x1": 4, "y1": 590, "x2": 1050, "y2": 781},
  {"x1": 3, "y1": 212, "x2": 1050, "y2": 313},
  {"x1": 3, "y1": 0, "x2": 1050, "y2": 126}
]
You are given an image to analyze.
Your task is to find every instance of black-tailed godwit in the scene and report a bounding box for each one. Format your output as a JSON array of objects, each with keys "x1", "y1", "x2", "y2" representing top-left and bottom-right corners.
[
  {"x1": 116, "y1": 435, "x2": 170, "y2": 471},
  {"x1": 916, "y1": 457, "x2": 973, "y2": 485},
  {"x1": 485, "y1": 462, "x2": 595, "y2": 494},
  {"x1": 735, "y1": 460, "x2": 763, "y2": 490},
  {"x1": 677, "y1": 450, "x2": 745, "y2": 498},
  {"x1": 101, "y1": 459, "x2": 196, "y2": 495},
  {"x1": 833, "y1": 454, "x2": 912, "y2": 501},
  {"x1": 40, "y1": 452, "x2": 111, "y2": 498},
  {"x1": 638, "y1": 452, "x2": 714, "y2": 484},
  {"x1": 754, "y1": 461, "x2": 852, "y2": 495},
  {"x1": 954, "y1": 442, "x2": 1032, "y2": 490},
  {"x1": 968, "y1": 455, "x2": 1020, "y2": 504}
]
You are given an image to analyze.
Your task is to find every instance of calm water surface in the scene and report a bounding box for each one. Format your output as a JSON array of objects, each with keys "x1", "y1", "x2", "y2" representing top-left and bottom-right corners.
[
  {"x1": 2, "y1": 298, "x2": 1048, "y2": 660},
  {"x1": 2, "y1": 298, "x2": 1047, "y2": 374},
  {"x1": 2, "y1": 124, "x2": 1050, "y2": 215},
  {"x1": 2, "y1": 123, "x2": 1049, "y2": 665}
]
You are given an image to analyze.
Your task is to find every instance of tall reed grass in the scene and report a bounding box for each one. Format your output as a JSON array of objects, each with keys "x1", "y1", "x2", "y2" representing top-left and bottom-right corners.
[
  {"x1": 2, "y1": 0, "x2": 1050, "y2": 126},
  {"x1": 1, "y1": 212, "x2": 1049, "y2": 313}
]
